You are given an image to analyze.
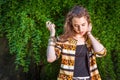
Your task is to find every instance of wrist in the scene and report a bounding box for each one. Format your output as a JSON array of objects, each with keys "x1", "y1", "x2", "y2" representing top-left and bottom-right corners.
[
  {"x1": 48, "y1": 36, "x2": 56, "y2": 43},
  {"x1": 48, "y1": 41, "x2": 55, "y2": 46},
  {"x1": 50, "y1": 35, "x2": 55, "y2": 37},
  {"x1": 48, "y1": 37, "x2": 56, "y2": 46},
  {"x1": 50, "y1": 33, "x2": 55, "y2": 37}
]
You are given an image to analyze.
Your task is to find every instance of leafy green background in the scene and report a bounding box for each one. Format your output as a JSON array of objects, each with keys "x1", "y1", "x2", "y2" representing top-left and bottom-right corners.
[{"x1": 0, "y1": 0, "x2": 120, "y2": 80}]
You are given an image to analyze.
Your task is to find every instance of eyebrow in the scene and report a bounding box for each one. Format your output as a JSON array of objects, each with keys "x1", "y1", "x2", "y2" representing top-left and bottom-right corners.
[
  {"x1": 82, "y1": 23, "x2": 85, "y2": 25},
  {"x1": 74, "y1": 22, "x2": 85, "y2": 25}
]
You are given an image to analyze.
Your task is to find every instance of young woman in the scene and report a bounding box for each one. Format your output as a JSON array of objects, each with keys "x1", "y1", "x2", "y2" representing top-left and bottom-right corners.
[{"x1": 46, "y1": 5, "x2": 107, "y2": 80}]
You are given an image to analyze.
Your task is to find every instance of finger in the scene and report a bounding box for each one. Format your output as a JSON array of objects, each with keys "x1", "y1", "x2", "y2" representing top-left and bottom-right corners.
[
  {"x1": 46, "y1": 21, "x2": 52, "y2": 28},
  {"x1": 46, "y1": 21, "x2": 51, "y2": 25},
  {"x1": 89, "y1": 23, "x2": 91, "y2": 27},
  {"x1": 51, "y1": 24, "x2": 55, "y2": 28},
  {"x1": 48, "y1": 24, "x2": 54, "y2": 31}
]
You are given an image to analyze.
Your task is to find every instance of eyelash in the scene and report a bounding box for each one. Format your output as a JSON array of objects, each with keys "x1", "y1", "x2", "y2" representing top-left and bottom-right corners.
[
  {"x1": 74, "y1": 24, "x2": 85, "y2": 27},
  {"x1": 82, "y1": 24, "x2": 85, "y2": 26},
  {"x1": 74, "y1": 25, "x2": 79, "y2": 27}
]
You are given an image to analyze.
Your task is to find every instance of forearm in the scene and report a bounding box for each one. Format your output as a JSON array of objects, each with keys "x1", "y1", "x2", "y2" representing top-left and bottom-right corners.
[
  {"x1": 47, "y1": 37, "x2": 56, "y2": 63},
  {"x1": 46, "y1": 21, "x2": 57, "y2": 62},
  {"x1": 87, "y1": 32, "x2": 104, "y2": 52}
]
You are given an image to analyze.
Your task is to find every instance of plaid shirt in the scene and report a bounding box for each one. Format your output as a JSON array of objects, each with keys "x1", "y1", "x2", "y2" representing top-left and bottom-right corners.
[{"x1": 55, "y1": 38, "x2": 107, "y2": 80}]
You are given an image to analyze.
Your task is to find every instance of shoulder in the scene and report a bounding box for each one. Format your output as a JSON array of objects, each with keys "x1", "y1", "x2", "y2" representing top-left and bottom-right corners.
[
  {"x1": 56, "y1": 37, "x2": 77, "y2": 46},
  {"x1": 86, "y1": 38, "x2": 92, "y2": 50}
]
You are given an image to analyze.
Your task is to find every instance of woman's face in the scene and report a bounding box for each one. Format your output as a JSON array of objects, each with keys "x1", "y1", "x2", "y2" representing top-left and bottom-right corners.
[{"x1": 72, "y1": 16, "x2": 89, "y2": 36}]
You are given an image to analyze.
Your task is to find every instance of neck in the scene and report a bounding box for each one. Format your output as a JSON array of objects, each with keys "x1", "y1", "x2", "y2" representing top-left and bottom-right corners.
[
  {"x1": 75, "y1": 34, "x2": 84, "y2": 38},
  {"x1": 73, "y1": 35, "x2": 86, "y2": 45}
]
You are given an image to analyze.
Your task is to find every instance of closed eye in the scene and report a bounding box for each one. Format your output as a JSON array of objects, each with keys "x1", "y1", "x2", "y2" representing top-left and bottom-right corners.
[
  {"x1": 74, "y1": 24, "x2": 79, "y2": 27},
  {"x1": 82, "y1": 23, "x2": 85, "y2": 26}
]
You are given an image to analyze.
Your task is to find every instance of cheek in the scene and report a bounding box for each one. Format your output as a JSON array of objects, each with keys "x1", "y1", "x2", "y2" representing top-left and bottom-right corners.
[
  {"x1": 86, "y1": 24, "x2": 89, "y2": 30},
  {"x1": 74, "y1": 27, "x2": 79, "y2": 31},
  {"x1": 82, "y1": 27, "x2": 88, "y2": 34},
  {"x1": 83, "y1": 26, "x2": 88, "y2": 31},
  {"x1": 86, "y1": 27, "x2": 89, "y2": 31}
]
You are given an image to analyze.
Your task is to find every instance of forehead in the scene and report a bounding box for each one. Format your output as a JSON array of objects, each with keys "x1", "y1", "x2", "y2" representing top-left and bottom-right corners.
[{"x1": 72, "y1": 16, "x2": 87, "y2": 24}]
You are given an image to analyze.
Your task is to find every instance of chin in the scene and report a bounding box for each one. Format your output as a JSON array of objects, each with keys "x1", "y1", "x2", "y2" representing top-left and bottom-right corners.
[{"x1": 81, "y1": 32, "x2": 86, "y2": 35}]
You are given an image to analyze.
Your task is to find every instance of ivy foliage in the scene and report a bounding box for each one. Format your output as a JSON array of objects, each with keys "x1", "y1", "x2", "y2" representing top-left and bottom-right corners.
[{"x1": 0, "y1": 0, "x2": 120, "y2": 80}]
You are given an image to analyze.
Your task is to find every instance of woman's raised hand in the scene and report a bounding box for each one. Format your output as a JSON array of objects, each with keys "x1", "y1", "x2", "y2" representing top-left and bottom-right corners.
[
  {"x1": 88, "y1": 23, "x2": 92, "y2": 32},
  {"x1": 46, "y1": 21, "x2": 56, "y2": 37},
  {"x1": 87, "y1": 23, "x2": 92, "y2": 35}
]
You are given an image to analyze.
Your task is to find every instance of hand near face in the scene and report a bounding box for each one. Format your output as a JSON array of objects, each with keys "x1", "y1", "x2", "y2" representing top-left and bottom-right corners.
[
  {"x1": 88, "y1": 23, "x2": 92, "y2": 32},
  {"x1": 87, "y1": 23, "x2": 92, "y2": 35},
  {"x1": 46, "y1": 21, "x2": 56, "y2": 36}
]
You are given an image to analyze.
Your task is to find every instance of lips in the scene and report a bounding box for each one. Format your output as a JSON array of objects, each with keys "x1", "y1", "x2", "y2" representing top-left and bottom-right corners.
[
  {"x1": 80, "y1": 32, "x2": 84, "y2": 34},
  {"x1": 75, "y1": 30, "x2": 84, "y2": 35}
]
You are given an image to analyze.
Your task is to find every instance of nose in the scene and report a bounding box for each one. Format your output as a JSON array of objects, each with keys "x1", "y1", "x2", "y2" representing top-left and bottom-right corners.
[{"x1": 78, "y1": 26, "x2": 82, "y2": 32}]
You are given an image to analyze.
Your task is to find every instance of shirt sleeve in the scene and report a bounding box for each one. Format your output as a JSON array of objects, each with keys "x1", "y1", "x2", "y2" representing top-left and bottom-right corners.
[
  {"x1": 55, "y1": 42, "x2": 62, "y2": 59},
  {"x1": 87, "y1": 37, "x2": 107, "y2": 58},
  {"x1": 94, "y1": 48, "x2": 107, "y2": 57}
]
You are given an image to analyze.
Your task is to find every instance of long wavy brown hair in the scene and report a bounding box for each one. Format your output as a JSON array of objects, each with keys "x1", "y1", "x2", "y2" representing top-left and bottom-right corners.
[{"x1": 59, "y1": 5, "x2": 91, "y2": 41}]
